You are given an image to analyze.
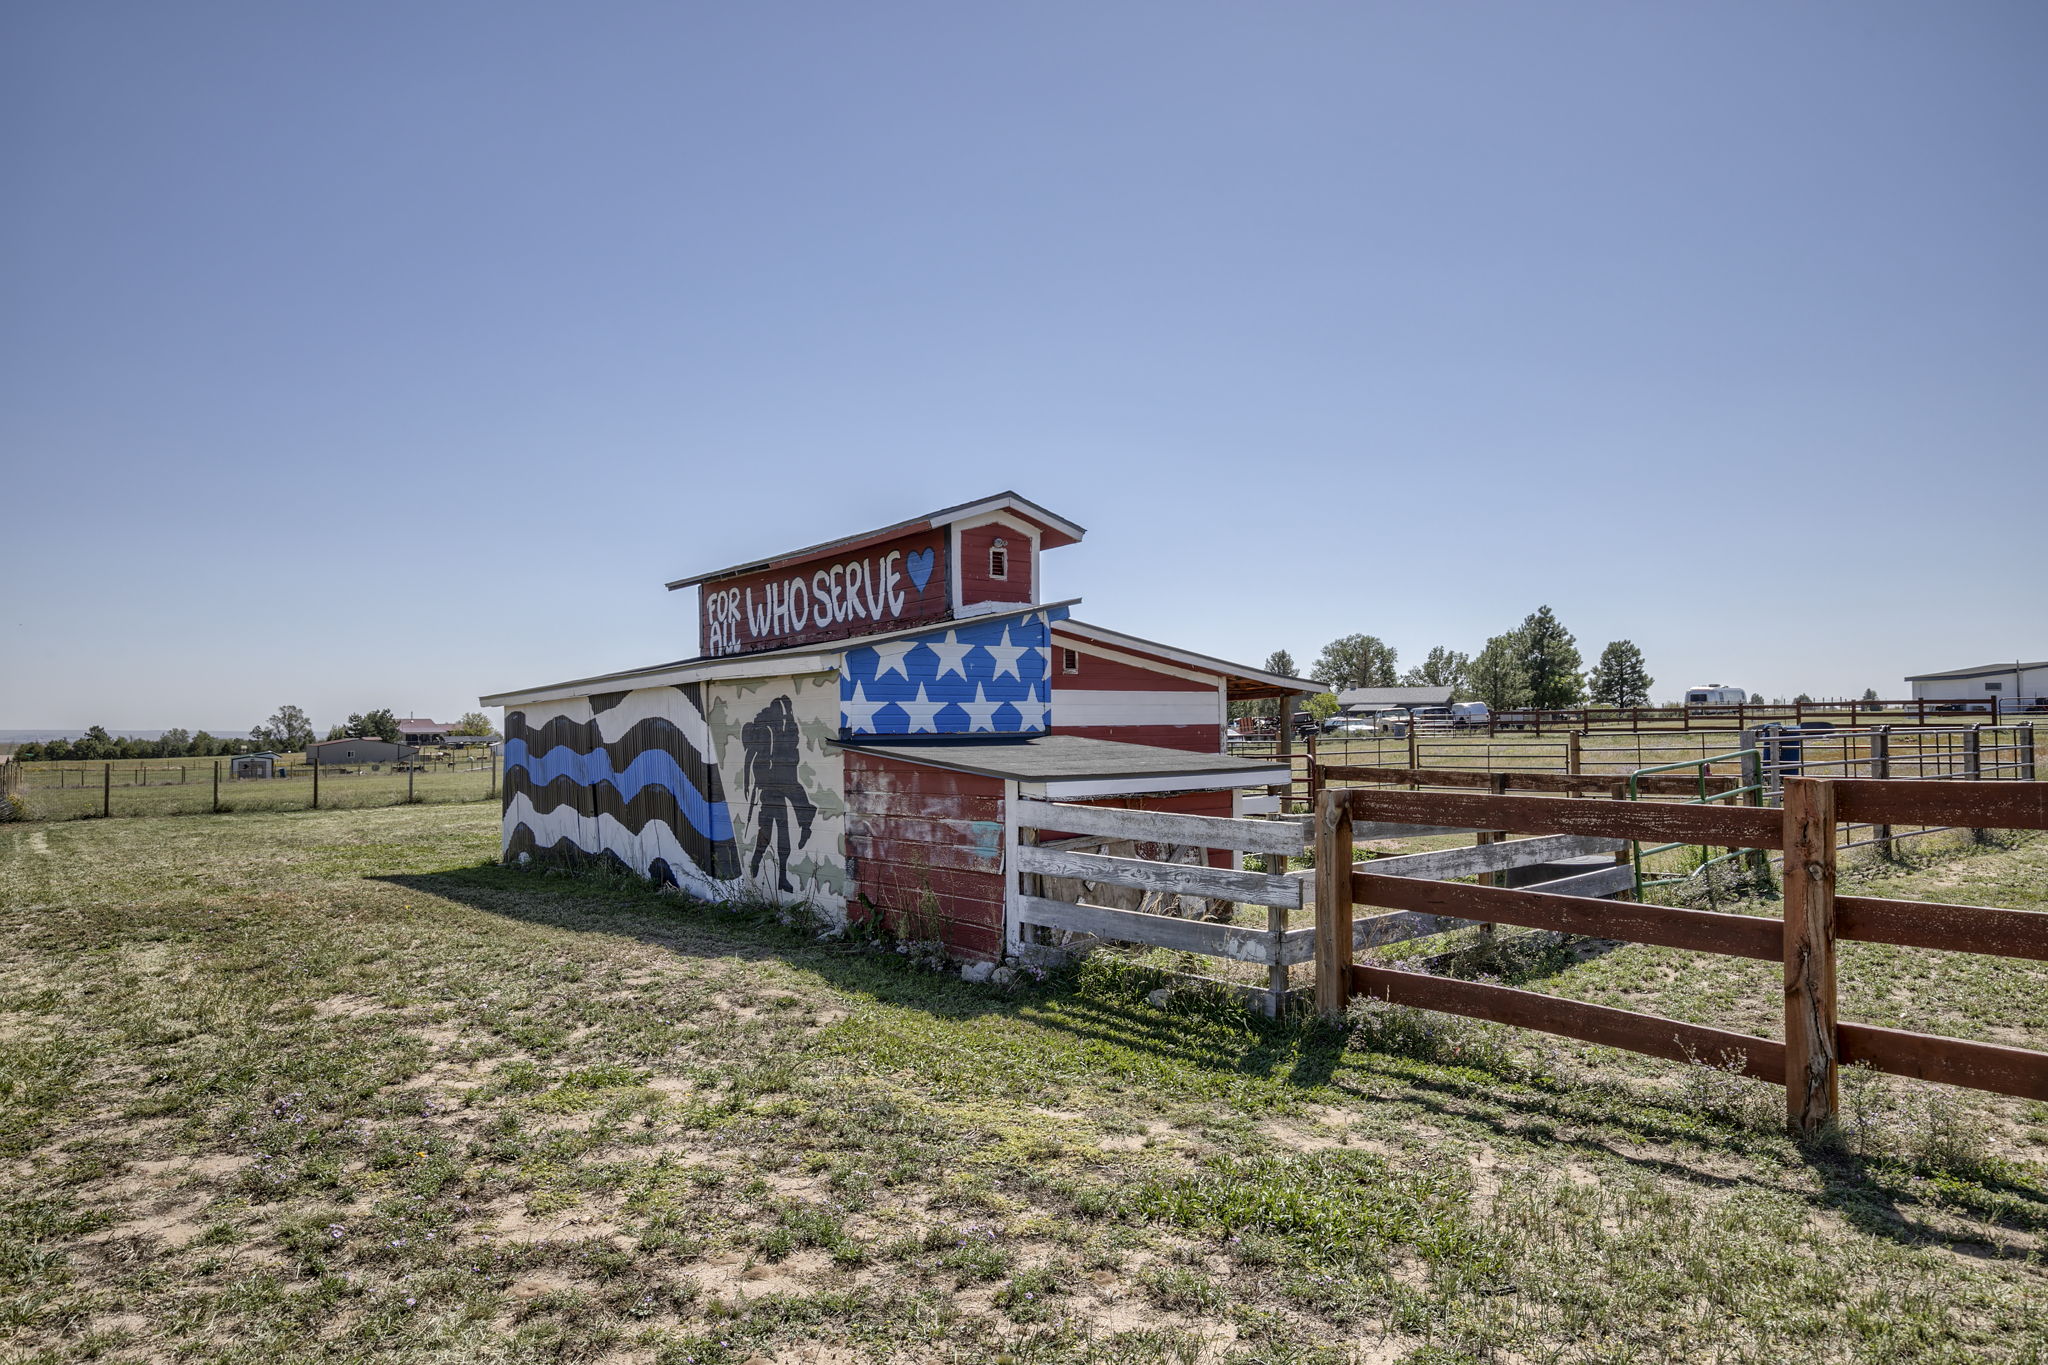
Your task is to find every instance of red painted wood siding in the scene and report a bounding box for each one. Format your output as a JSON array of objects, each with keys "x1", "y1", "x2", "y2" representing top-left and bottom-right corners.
[
  {"x1": 958, "y1": 521, "x2": 1032, "y2": 607},
  {"x1": 1050, "y1": 646, "x2": 1211, "y2": 692},
  {"x1": 843, "y1": 750, "x2": 1007, "y2": 962},
  {"x1": 1057, "y1": 723, "x2": 1226, "y2": 754}
]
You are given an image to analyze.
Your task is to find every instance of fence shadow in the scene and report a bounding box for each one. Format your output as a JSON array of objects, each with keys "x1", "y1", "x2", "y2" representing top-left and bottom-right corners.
[{"x1": 379, "y1": 862, "x2": 2048, "y2": 1260}]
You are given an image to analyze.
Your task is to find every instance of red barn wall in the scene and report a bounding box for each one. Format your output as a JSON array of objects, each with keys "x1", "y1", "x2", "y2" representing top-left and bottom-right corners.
[
  {"x1": 1051, "y1": 640, "x2": 1225, "y2": 755},
  {"x1": 958, "y1": 521, "x2": 1034, "y2": 607},
  {"x1": 843, "y1": 750, "x2": 1007, "y2": 963}
]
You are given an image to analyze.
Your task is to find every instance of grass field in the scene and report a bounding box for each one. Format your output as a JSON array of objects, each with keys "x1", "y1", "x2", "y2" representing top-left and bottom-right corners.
[
  {"x1": 3, "y1": 806, "x2": 2046, "y2": 1363},
  {"x1": 9, "y1": 754, "x2": 496, "y2": 821}
]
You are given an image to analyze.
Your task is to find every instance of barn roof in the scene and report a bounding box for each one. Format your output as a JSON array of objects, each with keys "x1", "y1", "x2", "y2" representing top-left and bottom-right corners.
[
  {"x1": 1337, "y1": 686, "x2": 1453, "y2": 709},
  {"x1": 831, "y1": 732, "x2": 1289, "y2": 797},
  {"x1": 1905, "y1": 661, "x2": 2047, "y2": 681},
  {"x1": 664, "y1": 491, "x2": 1086, "y2": 591},
  {"x1": 1053, "y1": 620, "x2": 1311, "y2": 700}
]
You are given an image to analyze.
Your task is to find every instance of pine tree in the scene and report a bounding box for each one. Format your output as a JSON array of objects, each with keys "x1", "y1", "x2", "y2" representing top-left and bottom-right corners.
[
  {"x1": 1516, "y1": 607, "x2": 1585, "y2": 708},
  {"x1": 1587, "y1": 640, "x2": 1654, "y2": 707}
]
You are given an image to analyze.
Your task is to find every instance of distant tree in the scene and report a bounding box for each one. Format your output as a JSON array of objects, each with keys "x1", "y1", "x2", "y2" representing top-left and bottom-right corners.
[
  {"x1": 1467, "y1": 634, "x2": 1532, "y2": 711},
  {"x1": 325, "y1": 724, "x2": 348, "y2": 740},
  {"x1": 46, "y1": 739, "x2": 74, "y2": 762},
  {"x1": 159, "y1": 727, "x2": 191, "y2": 757},
  {"x1": 1303, "y1": 692, "x2": 1342, "y2": 722},
  {"x1": 15, "y1": 742, "x2": 43, "y2": 763},
  {"x1": 1793, "y1": 692, "x2": 1814, "y2": 705},
  {"x1": 1264, "y1": 649, "x2": 1298, "y2": 679},
  {"x1": 190, "y1": 731, "x2": 218, "y2": 757},
  {"x1": 251, "y1": 705, "x2": 314, "y2": 753},
  {"x1": 344, "y1": 709, "x2": 401, "y2": 743},
  {"x1": 1401, "y1": 646, "x2": 1471, "y2": 693},
  {"x1": 1513, "y1": 607, "x2": 1584, "y2": 709},
  {"x1": 1310, "y1": 635, "x2": 1399, "y2": 691},
  {"x1": 1588, "y1": 640, "x2": 1654, "y2": 708},
  {"x1": 451, "y1": 711, "x2": 494, "y2": 737}
]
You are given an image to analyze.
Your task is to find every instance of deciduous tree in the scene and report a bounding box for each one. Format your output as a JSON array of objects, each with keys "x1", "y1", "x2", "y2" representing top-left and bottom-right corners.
[
  {"x1": 1310, "y1": 635, "x2": 1399, "y2": 691},
  {"x1": 1467, "y1": 635, "x2": 1532, "y2": 711},
  {"x1": 251, "y1": 704, "x2": 314, "y2": 753},
  {"x1": 1401, "y1": 646, "x2": 1471, "y2": 693}
]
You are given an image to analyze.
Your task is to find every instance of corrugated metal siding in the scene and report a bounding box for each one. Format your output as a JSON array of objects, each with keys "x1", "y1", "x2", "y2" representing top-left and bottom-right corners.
[{"x1": 844, "y1": 750, "x2": 1007, "y2": 963}]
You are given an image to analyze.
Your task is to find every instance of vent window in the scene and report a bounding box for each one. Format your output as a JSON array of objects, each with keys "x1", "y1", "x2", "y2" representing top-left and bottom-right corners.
[
  {"x1": 1062, "y1": 648, "x2": 1080, "y2": 675},
  {"x1": 988, "y1": 538, "x2": 1008, "y2": 580}
]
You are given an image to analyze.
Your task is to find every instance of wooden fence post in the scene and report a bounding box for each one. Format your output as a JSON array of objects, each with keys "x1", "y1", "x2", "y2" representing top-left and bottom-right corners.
[
  {"x1": 1965, "y1": 725, "x2": 1985, "y2": 841},
  {"x1": 102, "y1": 763, "x2": 111, "y2": 818},
  {"x1": 1566, "y1": 730, "x2": 1582, "y2": 778},
  {"x1": 1871, "y1": 726, "x2": 1893, "y2": 858},
  {"x1": 212, "y1": 760, "x2": 221, "y2": 813},
  {"x1": 1314, "y1": 789, "x2": 1354, "y2": 1019},
  {"x1": 2023, "y1": 724, "x2": 2038, "y2": 783},
  {"x1": 408, "y1": 756, "x2": 416, "y2": 806},
  {"x1": 312, "y1": 757, "x2": 320, "y2": 811},
  {"x1": 1782, "y1": 777, "x2": 1839, "y2": 1137}
]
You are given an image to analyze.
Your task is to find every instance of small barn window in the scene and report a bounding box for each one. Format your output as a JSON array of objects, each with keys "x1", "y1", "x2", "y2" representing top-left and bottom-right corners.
[
  {"x1": 988, "y1": 538, "x2": 1009, "y2": 580},
  {"x1": 1062, "y1": 648, "x2": 1079, "y2": 675},
  {"x1": 1986, "y1": 682, "x2": 2004, "y2": 692}
]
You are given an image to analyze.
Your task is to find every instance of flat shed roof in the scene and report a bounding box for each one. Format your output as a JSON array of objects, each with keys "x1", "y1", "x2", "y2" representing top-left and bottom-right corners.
[{"x1": 832, "y1": 733, "x2": 1289, "y2": 799}]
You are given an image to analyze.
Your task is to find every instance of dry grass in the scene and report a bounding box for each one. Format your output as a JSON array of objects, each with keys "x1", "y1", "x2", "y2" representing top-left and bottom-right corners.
[{"x1": 1, "y1": 805, "x2": 2045, "y2": 1363}]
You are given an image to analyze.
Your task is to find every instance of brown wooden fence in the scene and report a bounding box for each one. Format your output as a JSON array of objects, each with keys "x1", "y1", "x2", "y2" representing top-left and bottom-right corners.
[{"x1": 1313, "y1": 778, "x2": 2048, "y2": 1134}]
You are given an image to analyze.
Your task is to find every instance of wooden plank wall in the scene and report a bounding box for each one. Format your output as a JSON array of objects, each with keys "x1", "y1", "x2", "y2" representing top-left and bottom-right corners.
[{"x1": 843, "y1": 750, "x2": 1008, "y2": 962}]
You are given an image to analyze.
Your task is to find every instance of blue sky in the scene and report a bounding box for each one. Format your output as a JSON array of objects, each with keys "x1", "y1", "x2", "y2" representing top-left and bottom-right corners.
[{"x1": 4, "y1": 1, "x2": 2042, "y2": 730}]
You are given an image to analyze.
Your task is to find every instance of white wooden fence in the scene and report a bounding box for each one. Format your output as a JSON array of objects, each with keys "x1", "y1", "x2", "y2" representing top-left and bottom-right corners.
[{"x1": 1007, "y1": 797, "x2": 1631, "y2": 1014}]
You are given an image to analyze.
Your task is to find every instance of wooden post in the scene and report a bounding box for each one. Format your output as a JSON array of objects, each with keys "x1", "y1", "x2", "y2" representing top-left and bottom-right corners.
[
  {"x1": 1870, "y1": 726, "x2": 1893, "y2": 858},
  {"x1": 408, "y1": 754, "x2": 416, "y2": 805},
  {"x1": 1405, "y1": 721, "x2": 1419, "y2": 776},
  {"x1": 1965, "y1": 724, "x2": 1984, "y2": 840},
  {"x1": 1781, "y1": 777, "x2": 1839, "y2": 1137},
  {"x1": 489, "y1": 745, "x2": 499, "y2": 801},
  {"x1": 312, "y1": 756, "x2": 320, "y2": 810},
  {"x1": 212, "y1": 760, "x2": 221, "y2": 813},
  {"x1": 1737, "y1": 735, "x2": 1770, "y2": 881},
  {"x1": 2023, "y1": 723, "x2": 2038, "y2": 783},
  {"x1": 1566, "y1": 730, "x2": 1582, "y2": 778},
  {"x1": 1314, "y1": 789, "x2": 1354, "y2": 1019},
  {"x1": 102, "y1": 763, "x2": 111, "y2": 818}
]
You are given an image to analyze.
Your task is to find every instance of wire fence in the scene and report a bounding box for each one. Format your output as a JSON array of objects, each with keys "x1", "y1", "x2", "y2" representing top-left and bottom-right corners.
[{"x1": 8, "y1": 750, "x2": 500, "y2": 821}]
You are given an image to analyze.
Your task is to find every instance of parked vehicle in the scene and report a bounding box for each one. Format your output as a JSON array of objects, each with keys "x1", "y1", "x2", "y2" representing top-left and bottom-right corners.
[
  {"x1": 1684, "y1": 684, "x2": 1748, "y2": 709},
  {"x1": 1450, "y1": 701, "x2": 1490, "y2": 728}
]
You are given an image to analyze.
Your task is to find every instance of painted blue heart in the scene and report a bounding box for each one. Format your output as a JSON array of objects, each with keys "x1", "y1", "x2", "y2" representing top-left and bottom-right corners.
[{"x1": 905, "y1": 547, "x2": 935, "y2": 591}]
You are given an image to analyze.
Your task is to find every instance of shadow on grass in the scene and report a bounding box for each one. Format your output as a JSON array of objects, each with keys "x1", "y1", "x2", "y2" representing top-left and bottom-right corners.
[{"x1": 383, "y1": 861, "x2": 2048, "y2": 1257}]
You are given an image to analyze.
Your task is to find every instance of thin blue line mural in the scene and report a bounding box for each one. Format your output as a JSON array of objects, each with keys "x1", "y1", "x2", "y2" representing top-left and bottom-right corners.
[
  {"x1": 840, "y1": 610, "x2": 1063, "y2": 736},
  {"x1": 502, "y1": 684, "x2": 743, "y2": 893}
]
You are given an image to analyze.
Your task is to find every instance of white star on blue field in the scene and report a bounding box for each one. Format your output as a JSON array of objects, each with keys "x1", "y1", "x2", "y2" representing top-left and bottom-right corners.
[{"x1": 840, "y1": 611, "x2": 1060, "y2": 736}]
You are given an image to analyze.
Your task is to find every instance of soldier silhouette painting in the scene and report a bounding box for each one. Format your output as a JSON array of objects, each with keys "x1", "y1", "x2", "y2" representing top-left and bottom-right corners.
[{"x1": 739, "y1": 696, "x2": 817, "y2": 892}]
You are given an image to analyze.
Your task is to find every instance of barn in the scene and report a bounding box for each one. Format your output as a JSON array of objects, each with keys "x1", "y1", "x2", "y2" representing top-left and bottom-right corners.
[{"x1": 480, "y1": 492, "x2": 1311, "y2": 963}]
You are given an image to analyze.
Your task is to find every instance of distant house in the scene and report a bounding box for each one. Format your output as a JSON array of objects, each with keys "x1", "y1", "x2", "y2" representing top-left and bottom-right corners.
[
  {"x1": 1337, "y1": 686, "x2": 1454, "y2": 715},
  {"x1": 307, "y1": 738, "x2": 409, "y2": 766},
  {"x1": 442, "y1": 732, "x2": 500, "y2": 748},
  {"x1": 396, "y1": 718, "x2": 453, "y2": 746},
  {"x1": 231, "y1": 752, "x2": 281, "y2": 779},
  {"x1": 1904, "y1": 661, "x2": 2047, "y2": 711}
]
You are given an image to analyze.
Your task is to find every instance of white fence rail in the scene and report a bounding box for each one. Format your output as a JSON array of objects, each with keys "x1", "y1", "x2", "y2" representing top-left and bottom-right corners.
[{"x1": 1009, "y1": 797, "x2": 1630, "y2": 1014}]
